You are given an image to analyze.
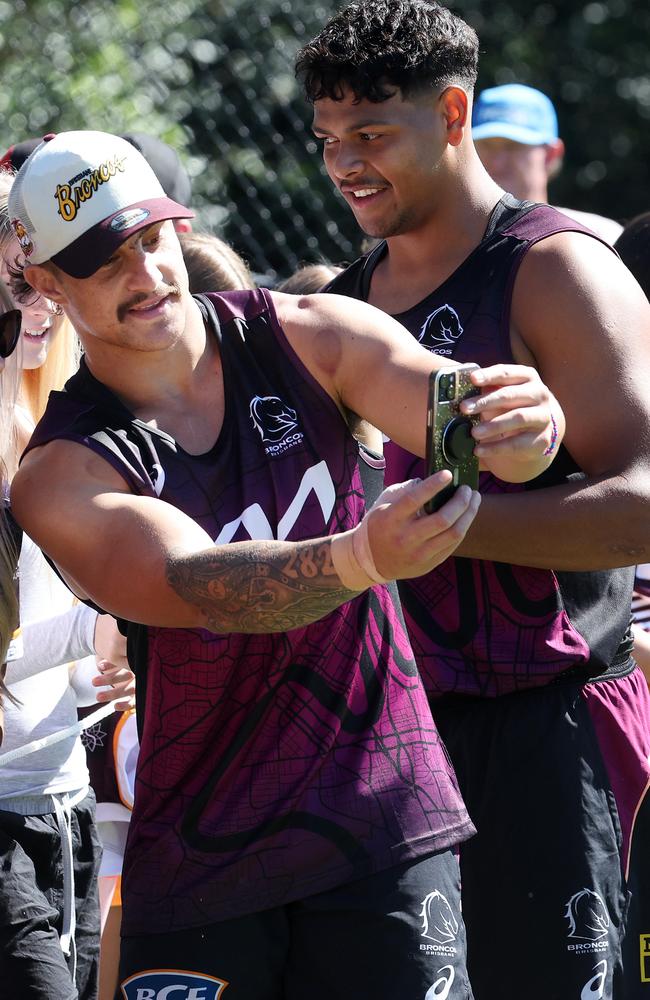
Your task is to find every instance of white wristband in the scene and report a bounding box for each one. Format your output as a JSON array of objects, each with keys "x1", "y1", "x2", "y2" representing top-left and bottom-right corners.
[
  {"x1": 351, "y1": 513, "x2": 390, "y2": 585},
  {"x1": 329, "y1": 478, "x2": 423, "y2": 591},
  {"x1": 330, "y1": 519, "x2": 390, "y2": 592}
]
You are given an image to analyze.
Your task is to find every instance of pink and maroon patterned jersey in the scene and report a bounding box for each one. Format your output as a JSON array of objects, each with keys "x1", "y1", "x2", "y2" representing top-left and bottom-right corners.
[
  {"x1": 328, "y1": 197, "x2": 635, "y2": 698},
  {"x1": 26, "y1": 289, "x2": 474, "y2": 934}
]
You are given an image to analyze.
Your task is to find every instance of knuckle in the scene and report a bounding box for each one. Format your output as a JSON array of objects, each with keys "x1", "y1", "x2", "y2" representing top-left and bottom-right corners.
[
  {"x1": 429, "y1": 507, "x2": 453, "y2": 531},
  {"x1": 447, "y1": 520, "x2": 467, "y2": 543}
]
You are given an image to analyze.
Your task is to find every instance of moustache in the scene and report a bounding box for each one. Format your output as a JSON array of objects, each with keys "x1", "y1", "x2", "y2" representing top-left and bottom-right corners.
[{"x1": 117, "y1": 284, "x2": 182, "y2": 323}]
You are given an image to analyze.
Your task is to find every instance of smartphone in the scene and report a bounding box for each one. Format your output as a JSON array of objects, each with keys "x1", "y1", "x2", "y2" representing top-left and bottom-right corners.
[{"x1": 424, "y1": 364, "x2": 481, "y2": 514}]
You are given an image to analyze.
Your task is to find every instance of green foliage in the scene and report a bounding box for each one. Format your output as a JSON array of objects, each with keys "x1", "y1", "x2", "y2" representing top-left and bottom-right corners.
[{"x1": 2, "y1": 0, "x2": 650, "y2": 277}]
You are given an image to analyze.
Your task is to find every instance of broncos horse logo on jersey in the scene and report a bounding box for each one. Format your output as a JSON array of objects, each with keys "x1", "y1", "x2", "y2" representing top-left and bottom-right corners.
[
  {"x1": 418, "y1": 304, "x2": 464, "y2": 355},
  {"x1": 249, "y1": 395, "x2": 299, "y2": 444}
]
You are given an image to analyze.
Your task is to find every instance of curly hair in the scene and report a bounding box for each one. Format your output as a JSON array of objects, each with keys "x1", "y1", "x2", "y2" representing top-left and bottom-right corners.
[{"x1": 296, "y1": 0, "x2": 479, "y2": 104}]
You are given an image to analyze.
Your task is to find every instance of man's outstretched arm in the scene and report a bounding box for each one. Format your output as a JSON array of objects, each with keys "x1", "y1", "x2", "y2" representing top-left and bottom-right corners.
[
  {"x1": 273, "y1": 291, "x2": 564, "y2": 485},
  {"x1": 12, "y1": 439, "x2": 479, "y2": 633}
]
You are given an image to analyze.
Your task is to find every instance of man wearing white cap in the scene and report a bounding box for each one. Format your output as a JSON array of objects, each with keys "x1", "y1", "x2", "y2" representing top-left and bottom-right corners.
[
  {"x1": 8, "y1": 130, "x2": 560, "y2": 999},
  {"x1": 473, "y1": 83, "x2": 622, "y2": 243}
]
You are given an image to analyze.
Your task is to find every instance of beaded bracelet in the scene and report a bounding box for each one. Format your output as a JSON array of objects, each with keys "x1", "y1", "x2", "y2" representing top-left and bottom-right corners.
[{"x1": 543, "y1": 413, "x2": 559, "y2": 457}]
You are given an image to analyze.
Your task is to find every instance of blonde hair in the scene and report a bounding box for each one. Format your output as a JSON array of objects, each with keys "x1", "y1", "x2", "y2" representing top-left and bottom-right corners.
[
  {"x1": 0, "y1": 171, "x2": 81, "y2": 430},
  {"x1": 276, "y1": 262, "x2": 343, "y2": 295},
  {"x1": 179, "y1": 232, "x2": 256, "y2": 293},
  {"x1": 19, "y1": 314, "x2": 80, "y2": 425}
]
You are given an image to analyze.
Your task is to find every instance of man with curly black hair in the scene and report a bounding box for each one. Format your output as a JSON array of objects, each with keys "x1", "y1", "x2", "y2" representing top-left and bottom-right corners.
[{"x1": 297, "y1": 3, "x2": 650, "y2": 998}]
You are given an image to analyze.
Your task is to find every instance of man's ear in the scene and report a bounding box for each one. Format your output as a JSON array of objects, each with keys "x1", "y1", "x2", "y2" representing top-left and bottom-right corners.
[
  {"x1": 440, "y1": 86, "x2": 470, "y2": 147},
  {"x1": 545, "y1": 138, "x2": 565, "y2": 179},
  {"x1": 23, "y1": 263, "x2": 66, "y2": 306}
]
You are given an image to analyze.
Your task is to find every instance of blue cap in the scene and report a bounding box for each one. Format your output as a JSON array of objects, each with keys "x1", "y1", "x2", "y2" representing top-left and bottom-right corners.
[{"x1": 472, "y1": 84, "x2": 558, "y2": 146}]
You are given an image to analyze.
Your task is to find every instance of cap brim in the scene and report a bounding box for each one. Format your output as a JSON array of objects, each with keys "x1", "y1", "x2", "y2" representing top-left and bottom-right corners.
[
  {"x1": 51, "y1": 197, "x2": 194, "y2": 278},
  {"x1": 472, "y1": 121, "x2": 553, "y2": 145}
]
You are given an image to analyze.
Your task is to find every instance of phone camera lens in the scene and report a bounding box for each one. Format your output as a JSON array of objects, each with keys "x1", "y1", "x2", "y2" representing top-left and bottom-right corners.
[{"x1": 442, "y1": 417, "x2": 474, "y2": 463}]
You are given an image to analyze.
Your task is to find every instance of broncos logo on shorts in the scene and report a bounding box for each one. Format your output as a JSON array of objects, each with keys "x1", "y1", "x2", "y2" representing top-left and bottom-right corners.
[
  {"x1": 420, "y1": 889, "x2": 459, "y2": 944},
  {"x1": 418, "y1": 304, "x2": 464, "y2": 353},
  {"x1": 565, "y1": 889, "x2": 610, "y2": 941},
  {"x1": 249, "y1": 395, "x2": 299, "y2": 444}
]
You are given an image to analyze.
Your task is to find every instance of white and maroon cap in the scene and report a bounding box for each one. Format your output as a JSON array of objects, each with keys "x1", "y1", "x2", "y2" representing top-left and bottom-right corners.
[{"x1": 7, "y1": 130, "x2": 194, "y2": 278}]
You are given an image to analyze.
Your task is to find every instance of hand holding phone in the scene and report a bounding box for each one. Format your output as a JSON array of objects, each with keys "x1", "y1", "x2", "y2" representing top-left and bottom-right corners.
[{"x1": 424, "y1": 364, "x2": 480, "y2": 514}]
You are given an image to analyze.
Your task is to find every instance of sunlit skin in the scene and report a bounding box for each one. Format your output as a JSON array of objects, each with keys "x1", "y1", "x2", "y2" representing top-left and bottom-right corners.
[
  {"x1": 312, "y1": 88, "x2": 454, "y2": 241},
  {"x1": 0, "y1": 237, "x2": 57, "y2": 370},
  {"x1": 24, "y1": 220, "x2": 212, "y2": 416},
  {"x1": 28, "y1": 221, "x2": 189, "y2": 354},
  {"x1": 25, "y1": 220, "x2": 223, "y2": 456},
  {"x1": 312, "y1": 85, "x2": 505, "y2": 315},
  {"x1": 474, "y1": 136, "x2": 564, "y2": 202}
]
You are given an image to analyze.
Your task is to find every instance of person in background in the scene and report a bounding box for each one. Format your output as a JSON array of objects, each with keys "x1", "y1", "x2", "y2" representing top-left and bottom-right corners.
[
  {"x1": 276, "y1": 262, "x2": 343, "y2": 295},
  {"x1": 121, "y1": 132, "x2": 193, "y2": 235},
  {"x1": 179, "y1": 231, "x2": 255, "y2": 293},
  {"x1": 0, "y1": 137, "x2": 41, "y2": 173},
  {"x1": 0, "y1": 167, "x2": 133, "y2": 1000},
  {"x1": 472, "y1": 83, "x2": 623, "y2": 244},
  {"x1": 615, "y1": 211, "x2": 650, "y2": 292},
  {"x1": 0, "y1": 171, "x2": 80, "y2": 465},
  {"x1": 0, "y1": 337, "x2": 133, "y2": 1000},
  {"x1": 297, "y1": 3, "x2": 650, "y2": 997}
]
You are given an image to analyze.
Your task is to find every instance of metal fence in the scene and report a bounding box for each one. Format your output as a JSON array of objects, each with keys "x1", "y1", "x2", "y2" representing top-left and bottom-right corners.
[
  {"x1": 4, "y1": 0, "x2": 649, "y2": 282},
  {"x1": 178, "y1": 0, "x2": 361, "y2": 283}
]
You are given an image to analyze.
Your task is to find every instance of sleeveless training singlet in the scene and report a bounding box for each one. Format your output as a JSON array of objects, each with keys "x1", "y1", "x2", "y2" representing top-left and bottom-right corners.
[
  {"x1": 25, "y1": 289, "x2": 474, "y2": 935},
  {"x1": 327, "y1": 197, "x2": 635, "y2": 698}
]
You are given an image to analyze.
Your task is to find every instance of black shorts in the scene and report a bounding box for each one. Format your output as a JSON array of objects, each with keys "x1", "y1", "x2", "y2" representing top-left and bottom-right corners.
[
  {"x1": 432, "y1": 666, "x2": 650, "y2": 1000},
  {"x1": 117, "y1": 849, "x2": 473, "y2": 1000},
  {"x1": 0, "y1": 790, "x2": 102, "y2": 1000}
]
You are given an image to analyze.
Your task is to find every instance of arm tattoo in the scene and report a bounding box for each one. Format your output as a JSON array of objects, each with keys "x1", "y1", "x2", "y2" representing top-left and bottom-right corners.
[{"x1": 166, "y1": 538, "x2": 360, "y2": 633}]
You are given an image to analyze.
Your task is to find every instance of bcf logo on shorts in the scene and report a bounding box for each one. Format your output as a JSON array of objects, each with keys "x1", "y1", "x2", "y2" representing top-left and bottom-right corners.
[{"x1": 121, "y1": 970, "x2": 228, "y2": 999}]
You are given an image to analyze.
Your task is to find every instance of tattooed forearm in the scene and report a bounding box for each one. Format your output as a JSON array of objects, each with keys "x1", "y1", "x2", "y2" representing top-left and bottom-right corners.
[{"x1": 166, "y1": 537, "x2": 361, "y2": 633}]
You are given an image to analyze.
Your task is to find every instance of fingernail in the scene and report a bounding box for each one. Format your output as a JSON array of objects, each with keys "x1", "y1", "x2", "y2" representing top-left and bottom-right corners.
[{"x1": 464, "y1": 400, "x2": 477, "y2": 412}]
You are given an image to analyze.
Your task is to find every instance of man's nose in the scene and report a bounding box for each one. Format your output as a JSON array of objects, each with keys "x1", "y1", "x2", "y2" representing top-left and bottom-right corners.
[
  {"x1": 330, "y1": 142, "x2": 364, "y2": 180},
  {"x1": 125, "y1": 247, "x2": 163, "y2": 289}
]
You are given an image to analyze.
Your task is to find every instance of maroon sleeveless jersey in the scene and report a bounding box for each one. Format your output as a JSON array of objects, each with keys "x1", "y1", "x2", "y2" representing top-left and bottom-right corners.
[
  {"x1": 25, "y1": 289, "x2": 474, "y2": 933},
  {"x1": 327, "y1": 197, "x2": 635, "y2": 699}
]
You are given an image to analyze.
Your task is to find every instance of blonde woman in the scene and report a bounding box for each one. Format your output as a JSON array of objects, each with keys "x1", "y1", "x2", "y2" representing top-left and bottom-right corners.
[
  {"x1": 0, "y1": 173, "x2": 133, "y2": 1000},
  {"x1": 0, "y1": 172, "x2": 80, "y2": 451}
]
